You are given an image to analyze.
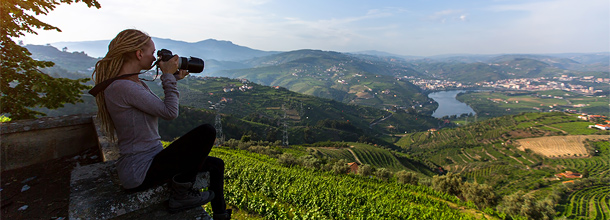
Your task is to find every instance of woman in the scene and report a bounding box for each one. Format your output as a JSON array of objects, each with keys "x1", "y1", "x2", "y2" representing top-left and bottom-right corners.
[{"x1": 91, "y1": 29, "x2": 231, "y2": 219}]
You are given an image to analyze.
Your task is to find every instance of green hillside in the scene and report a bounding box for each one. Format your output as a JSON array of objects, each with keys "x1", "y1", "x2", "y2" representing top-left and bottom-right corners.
[
  {"x1": 208, "y1": 147, "x2": 489, "y2": 219},
  {"x1": 410, "y1": 58, "x2": 555, "y2": 83},
  {"x1": 25, "y1": 45, "x2": 98, "y2": 74},
  {"x1": 394, "y1": 112, "x2": 609, "y2": 219},
  {"x1": 147, "y1": 77, "x2": 441, "y2": 144},
  {"x1": 19, "y1": 44, "x2": 610, "y2": 220},
  {"x1": 312, "y1": 142, "x2": 435, "y2": 175},
  {"x1": 456, "y1": 90, "x2": 610, "y2": 118},
  {"x1": 211, "y1": 50, "x2": 435, "y2": 113}
]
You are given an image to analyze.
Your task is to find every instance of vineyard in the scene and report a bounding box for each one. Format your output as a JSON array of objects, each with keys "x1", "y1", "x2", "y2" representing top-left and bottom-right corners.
[
  {"x1": 396, "y1": 112, "x2": 579, "y2": 152},
  {"x1": 195, "y1": 111, "x2": 609, "y2": 219},
  {"x1": 515, "y1": 135, "x2": 608, "y2": 158},
  {"x1": 209, "y1": 148, "x2": 486, "y2": 219},
  {"x1": 456, "y1": 90, "x2": 610, "y2": 117},
  {"x1": 549, "y1": 140, "x2": 610, "y2": 179},
  {"x1": 558, "y1": 184, "x2": 610, "y2": 220},
  {"x1": 313, "y1": 143, "x2": 432, "y2": 173},
  {"x1": 157, "y1": 111, "x2": 610, "y2": 219}
]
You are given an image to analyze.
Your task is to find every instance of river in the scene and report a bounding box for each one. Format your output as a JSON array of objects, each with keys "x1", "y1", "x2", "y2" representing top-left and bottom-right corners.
[{"x1": 428, "y1": 90, "x2": 476, "y2": 118}]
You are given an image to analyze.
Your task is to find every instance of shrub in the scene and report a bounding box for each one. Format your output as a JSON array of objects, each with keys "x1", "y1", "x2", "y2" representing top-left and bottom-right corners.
[
  {"x1": 395, "y1": 170, "x2": 419, "y2": 185},
  {"x1": 298, "y1": 155, "x2": 321, "y2": 169},
  {"x1": 249, "y1": 146, "x2": 280, "y2": 156},
  {"x1": 461, "y1": 182, "x2": 497, "y2": 208},
  {"x1": 497, "y1": 191, "x2": 555, "y2": 220},
  {"x1": 431, "y1": 173, "x2": 463, "y2": 196},
  {"x1": 330, "y1": 159, "x2": 350, "y2": 174},
  {"x1": 357, "y1": 164, "x2": 374, "y2": 177},
  {"x1": 241, "y1": 135, "x2": 251, "y2": 142},
  {"x1": 277, "y1": 153, "x2": 297, "y2": 167},
  {"x1": 375, "y1": 168, "x2": 392, "y2": 182},
  {"x1": 0, "y1": 115, "x2": 11, "y2": 122}
]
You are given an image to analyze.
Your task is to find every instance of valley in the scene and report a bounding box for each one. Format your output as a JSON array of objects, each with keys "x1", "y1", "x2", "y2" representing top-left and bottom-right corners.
[{"x1": 18, "y1": 42, "x2": 610, "y2": 219}]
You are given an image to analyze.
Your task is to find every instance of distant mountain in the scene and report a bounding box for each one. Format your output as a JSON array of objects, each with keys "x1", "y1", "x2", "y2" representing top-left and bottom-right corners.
[
  {"x1": 423, "y1": 54, "x2": 501, "y2": 63},
  {"x1": 50, "y1": 37, "x2": 279, "y2": 61},
  {"x1": 486, "y1": 54, "x2": 580, "y2": 70},
  {"x1": 544, "y1": 52, "x2": 610, "y2": 64},
  {"x1": 25, "y1": 44, "x2": 98, "y2": 74},
  {"x1": 26, "y1": 41, "x2": 608, "y2": 94},
  {"x1": 349, "y1": 50, "x2": 423, "y2": 60},
  {"x1": 410, "y1": 57, "x2": 558, "y2": 82},
  {"x1": 212, "y1": 49, "x2": 434, "y2": 113}
]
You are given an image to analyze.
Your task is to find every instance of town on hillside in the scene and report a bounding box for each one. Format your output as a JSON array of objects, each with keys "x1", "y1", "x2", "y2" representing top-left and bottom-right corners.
[{"x1": 407, "y1": 75, "x2": 608, "y2": 95}]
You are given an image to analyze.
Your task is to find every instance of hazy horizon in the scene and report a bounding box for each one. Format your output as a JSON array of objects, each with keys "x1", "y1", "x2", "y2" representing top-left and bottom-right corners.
[
  {"x1": 34, "y1": 37, "x2": 610, "y2": 59},
  {"x1": 18, "y1": 0, "x2": 609, "y2": 57}
]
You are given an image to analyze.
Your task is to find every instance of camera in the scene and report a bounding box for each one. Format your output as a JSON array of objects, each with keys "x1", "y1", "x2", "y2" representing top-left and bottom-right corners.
[{"x1": 157, "y1": 49, "x2": 204, "y2": 73}]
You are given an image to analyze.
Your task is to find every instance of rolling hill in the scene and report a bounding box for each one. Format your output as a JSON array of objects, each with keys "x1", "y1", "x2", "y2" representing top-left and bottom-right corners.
[
  {"x1": 18, "y1": 39, "x2": 610, "y2": 220},
  {"x1": 211, "y1": 49, "x2": 434, "y2": 112},
  {"x1": 152, "y1": 76, "x2": 441, "y2": 144},
  {"x1": 48, "y1": 37, "x2": 279, "y2": 61}
]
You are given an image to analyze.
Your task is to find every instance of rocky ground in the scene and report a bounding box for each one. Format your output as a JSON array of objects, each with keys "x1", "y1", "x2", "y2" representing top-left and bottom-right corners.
[{"x1": 1, "y1": 148, "x2": 101, "y2": 219}]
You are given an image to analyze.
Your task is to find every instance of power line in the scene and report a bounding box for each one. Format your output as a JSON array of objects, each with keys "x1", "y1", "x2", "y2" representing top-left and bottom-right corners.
[
  {"x1": 282, "y1": 103, "x2": 289, "y2": 147},
  {"x1": 210, "y1": 101, "x2": 226, "y2": 145}
]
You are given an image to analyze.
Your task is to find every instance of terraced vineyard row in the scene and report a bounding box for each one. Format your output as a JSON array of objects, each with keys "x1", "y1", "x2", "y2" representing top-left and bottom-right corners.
[
  {"x1": 552, "y1": 155, "x2": 610, "y2": 178},
  {"x1": 551, "y1": 140, "x2": 610, "y2": 178},
  {"x1": 315, "y1": 148, "x2": 356, "y2": 162},
  {"x1": 463, "y1": 165, "x2": 510, "y2": 183},
  {"x1": 350, "y1": 145, "x2": 405, "y2": 171},
  {"x1": 398, "y1": 112, "x2": 587, "y2": 152},
  {"x1": 210, "y1": 148, "x2": 482, "y2": 219},
  {"x1": 559, "y1": 185, "x2": 610, "y2": 220}
]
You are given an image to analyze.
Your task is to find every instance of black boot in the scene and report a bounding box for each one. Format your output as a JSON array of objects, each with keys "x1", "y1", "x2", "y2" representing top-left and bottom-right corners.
[
  {"x1": 213, "y1": 209, "x2": 232, "y2": 220},
  {"x1": 168, "y1": 174, "x2": 215, "y2": 213}
]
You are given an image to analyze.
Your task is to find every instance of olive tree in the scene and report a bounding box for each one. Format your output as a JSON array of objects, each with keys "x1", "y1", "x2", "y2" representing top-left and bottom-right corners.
[{"x1": 1, "y1": 0, "x2": 100, "y2": 119}]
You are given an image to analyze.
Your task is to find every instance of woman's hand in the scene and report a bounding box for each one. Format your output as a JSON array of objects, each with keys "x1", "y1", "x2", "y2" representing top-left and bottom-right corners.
[
  {"x1": 174, "y1": 69, "x2": 189, "y2": 80},
  {"x1": 159, "y1": 55, "x2": 179, "y2": 74}
]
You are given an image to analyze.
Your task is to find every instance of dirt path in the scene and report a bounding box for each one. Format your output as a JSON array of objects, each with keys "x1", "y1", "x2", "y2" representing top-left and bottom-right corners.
[
  {"x1": 461, "y1": 149, "x2": 476, "y2": 161},
  {"x1": 483, "y1": 149, "x2": 497, "y2": 160},
  {"x1": 458, "y1": 154, "x2": 468, "y2": 163},
  {"x1": 347, "y1": 148, "x2": 363, "y2": 164},
  {"x1": 508, "y1": 155, "x2": 525, "y2": 165},
  {"x1": 543, "y1": 125, "x2": 568, "y2": 134},
  {"x1": 369, "y1": 113, "x2": 393, "y2": 127}
]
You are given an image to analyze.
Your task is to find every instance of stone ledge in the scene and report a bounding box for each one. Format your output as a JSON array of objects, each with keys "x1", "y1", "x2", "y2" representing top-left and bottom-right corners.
[
  {"x1": 92, "y1": 116, "x2": 120, "y2": 161},
  {"x1": 69, "y1": 161, "x2": 210, "y2": 220},
  {"x1": 1, "y1": 114, "x2": 98, "y2": 171},
  {"x1": 0, "y1": 114, "x2": 94, "y2": 134},
  {"x1": 112, "y1": 202, "x2": 211, "y2": 220}
]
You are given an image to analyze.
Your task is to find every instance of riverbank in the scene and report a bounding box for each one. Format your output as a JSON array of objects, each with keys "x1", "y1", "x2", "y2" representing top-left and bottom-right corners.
[{"x1": 428, "y1": 90, "x2": 476, "y2": 118}]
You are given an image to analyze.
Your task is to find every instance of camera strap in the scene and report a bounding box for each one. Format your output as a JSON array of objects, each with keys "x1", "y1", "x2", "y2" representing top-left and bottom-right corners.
[{"x1": 88, "y1": 72, "x2": 142, "y2": 97}]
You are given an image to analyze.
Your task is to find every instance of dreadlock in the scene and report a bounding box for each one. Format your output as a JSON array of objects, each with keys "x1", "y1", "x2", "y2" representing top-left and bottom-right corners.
[{"x1": 91, "y1": 29, "x2": 151, "y2": 139}]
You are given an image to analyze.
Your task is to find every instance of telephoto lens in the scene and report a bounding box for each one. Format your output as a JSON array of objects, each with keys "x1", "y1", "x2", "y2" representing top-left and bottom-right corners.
[{"x1": 157, "y1": 49, "x2": 204, "y2": 73}]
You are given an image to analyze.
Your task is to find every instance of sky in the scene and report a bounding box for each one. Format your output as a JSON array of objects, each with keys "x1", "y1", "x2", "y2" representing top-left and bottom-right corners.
[{"x1": 18, "y1": 0, "x2": 610, "y2": 56}]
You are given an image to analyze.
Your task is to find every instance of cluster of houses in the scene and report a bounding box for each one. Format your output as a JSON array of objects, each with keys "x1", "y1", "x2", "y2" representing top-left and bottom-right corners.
[
  {"x1": 555, "y1": 171, "x2": 582, "y2": 179},
  {"x1": 578, "y1": 114, "x2": 610, "y2": 130},
  {"x1": 223, "y1": 84, "x2": 253, "y2": 93},
  {"x1": 555, "y1": 171, "x2": 583, "y2": 184}
]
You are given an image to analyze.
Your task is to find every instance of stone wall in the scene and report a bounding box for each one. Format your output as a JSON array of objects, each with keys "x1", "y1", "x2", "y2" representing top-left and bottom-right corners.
[{"x1": 1, "y1": 114, "x2": 98, "y2": 171}]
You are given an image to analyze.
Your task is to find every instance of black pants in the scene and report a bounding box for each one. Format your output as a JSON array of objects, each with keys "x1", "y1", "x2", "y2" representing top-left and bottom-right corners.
[{"x1": 135, "y1": 124, "x2": 226, "y2": 213}]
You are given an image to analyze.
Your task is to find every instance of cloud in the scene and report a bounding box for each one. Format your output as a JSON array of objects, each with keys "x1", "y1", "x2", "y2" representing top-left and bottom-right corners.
[
  {"x1": 459, "y1": 15, "x2": 467, "y2": 21},
  {"x1": 427, "y1": 10, "x2": 468, "y2": 23},
  {"x1": 483, "y1": 0, "x2": 609, "y2": 53},
  {"x1": 244, "y1": 7, "x2": 405, "y2": 51}
]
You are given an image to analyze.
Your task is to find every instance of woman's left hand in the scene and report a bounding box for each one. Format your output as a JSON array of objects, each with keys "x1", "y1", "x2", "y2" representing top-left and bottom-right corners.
[{"x1": 174, "y1": 69, "x2": 189, "y2": 80}]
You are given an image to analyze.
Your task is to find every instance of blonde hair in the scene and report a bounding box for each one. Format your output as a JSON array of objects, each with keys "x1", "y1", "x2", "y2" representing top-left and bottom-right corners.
[{"x1": 92, "y1": 29, "x2": 151, "y2": 138}]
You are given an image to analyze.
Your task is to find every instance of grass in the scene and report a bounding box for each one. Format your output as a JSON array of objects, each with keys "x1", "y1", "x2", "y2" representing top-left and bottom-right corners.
[
  {"x1": 515, "y1": 135, "x2": 608, "y2": 158},
  {"x1": 457, "y1": 90, "x2": 610, "y2": 117},
  {"x1": 546, "y1": 122, "x2": 600, "y2": 135}
]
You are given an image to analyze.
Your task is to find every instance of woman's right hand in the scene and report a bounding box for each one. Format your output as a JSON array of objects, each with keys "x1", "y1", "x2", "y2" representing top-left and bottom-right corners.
[{"x1": 159, "y1": 55, "x2": 179, "y2": 74}]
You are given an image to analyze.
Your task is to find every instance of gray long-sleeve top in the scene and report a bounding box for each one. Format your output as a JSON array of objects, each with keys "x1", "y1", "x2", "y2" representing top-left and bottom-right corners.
[{"x1": 104, "y1": 73, "x2": 179, "y2": 189}]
